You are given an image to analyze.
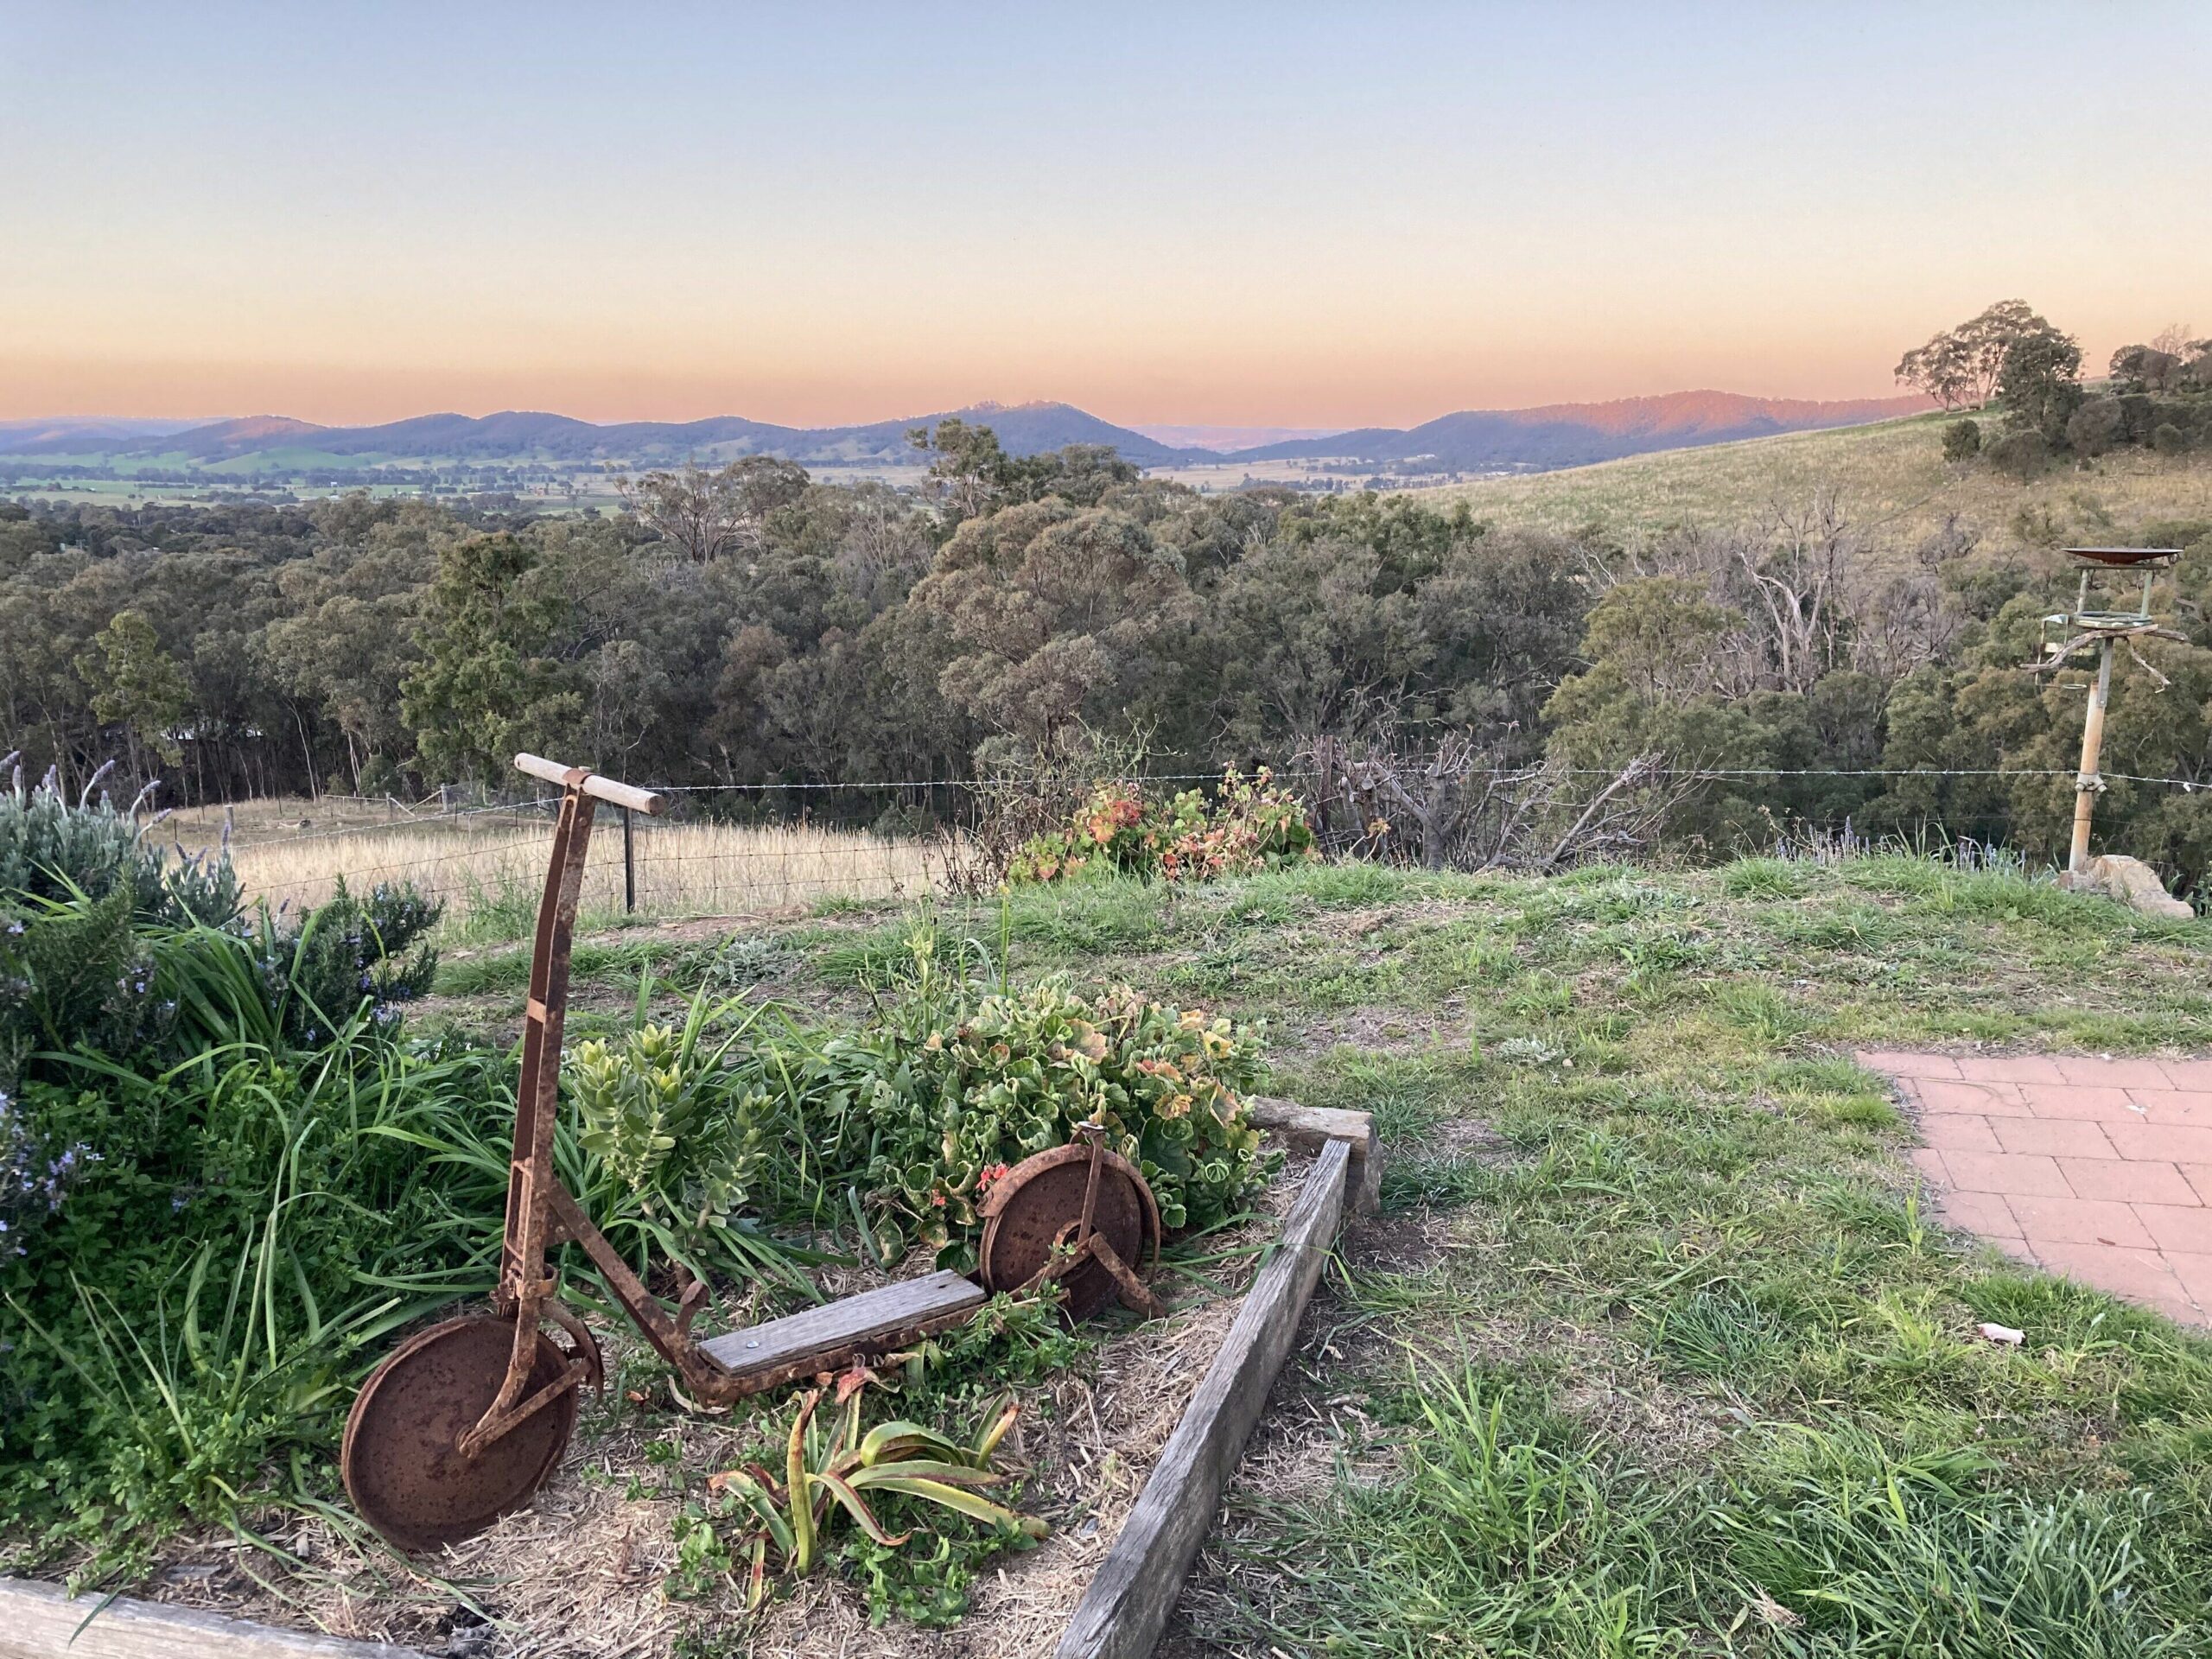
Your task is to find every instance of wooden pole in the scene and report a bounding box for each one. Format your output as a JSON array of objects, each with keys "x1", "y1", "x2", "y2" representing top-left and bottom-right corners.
[
  {"x1": 623, "y1": 806, "x2": 636, "y2": 914},
  {"x1": 2069, "y1": 639, "x2": 2113, "y2": 875}
]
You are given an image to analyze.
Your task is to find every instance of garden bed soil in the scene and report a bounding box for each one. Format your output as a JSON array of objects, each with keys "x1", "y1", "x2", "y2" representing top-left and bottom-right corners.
[{"x1": 106, "y1": 1143, "x2": 1319, "y2": 1659}]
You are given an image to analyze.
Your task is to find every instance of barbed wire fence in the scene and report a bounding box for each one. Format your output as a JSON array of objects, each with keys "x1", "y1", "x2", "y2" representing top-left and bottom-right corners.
[{"x1": 173, "y1": 758, "x2": 2212, "y2": 930}]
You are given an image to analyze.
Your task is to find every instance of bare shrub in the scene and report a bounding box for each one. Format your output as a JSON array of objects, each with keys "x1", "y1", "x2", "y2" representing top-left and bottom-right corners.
[
  {"x1": 1578, "y1": 493, "x2": 1969, "y2": 696},
  {"x1": 1302, "y1": 734, "x2": 1688, "y2": 872},
  {"x1": 928, "y1": 735, "x2": 1157, "y2": 896}
]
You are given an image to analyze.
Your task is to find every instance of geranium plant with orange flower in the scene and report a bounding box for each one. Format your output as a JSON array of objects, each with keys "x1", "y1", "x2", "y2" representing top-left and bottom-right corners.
[
  {"x1": 784, "y1": 933, "x2": 1274, "y2": 1268},
  {"x1": 1007, "y1": 768, "x2": 1315, "y2": 887}
]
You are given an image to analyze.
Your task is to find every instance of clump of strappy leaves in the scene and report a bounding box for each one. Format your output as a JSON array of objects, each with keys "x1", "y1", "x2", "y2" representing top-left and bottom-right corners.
[{"x1": 671, "y1": 1375, "x2": 1045, "y2": 1620}]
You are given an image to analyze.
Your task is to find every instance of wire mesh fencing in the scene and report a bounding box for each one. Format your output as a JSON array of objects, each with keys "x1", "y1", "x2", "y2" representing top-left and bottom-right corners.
[{"x1": 214, "y1": 796, "x2": 946, "y2": 929}]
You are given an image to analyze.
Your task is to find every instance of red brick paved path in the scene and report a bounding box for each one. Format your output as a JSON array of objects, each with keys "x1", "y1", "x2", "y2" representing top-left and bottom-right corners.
[{"x1": 1861, "y1": 1050, "x2": 2212, "y2": 1328}]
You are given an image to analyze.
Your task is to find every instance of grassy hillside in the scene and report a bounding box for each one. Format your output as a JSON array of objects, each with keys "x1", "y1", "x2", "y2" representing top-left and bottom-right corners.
[
  {"x1": 1408, "y1": 410, "x2": 2212, "y2": 550},
  {"x1": 417, "y1": 855, "x2": 2212, "y2": 1652}
]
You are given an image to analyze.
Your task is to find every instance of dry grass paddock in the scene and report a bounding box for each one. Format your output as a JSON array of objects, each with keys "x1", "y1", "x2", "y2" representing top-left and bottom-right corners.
[
  {"x1": 1406, "y1": 410, "x2": 2212, "y2": 552},
  {"x1": 159, "y1": 798, "x2": 939, "y2": 928}
]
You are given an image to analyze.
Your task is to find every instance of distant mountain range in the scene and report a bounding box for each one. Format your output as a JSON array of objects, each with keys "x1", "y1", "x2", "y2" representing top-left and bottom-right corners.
[
  {"x1": 0, "y1": 416, "x2": 211, "y2": 447},
  {"x1": 0, "y1": 402, "x2": 1208, "y2": 468},
  {"x1": 1230, "y1": 391, "x2": 1933, "y2": 471},
  {"x1": 0, "y1": 391, "x2": 1932, "y2": 475},
  {"x1": 1129, "y1": 423, "x2": 1351, "y2": 454}
]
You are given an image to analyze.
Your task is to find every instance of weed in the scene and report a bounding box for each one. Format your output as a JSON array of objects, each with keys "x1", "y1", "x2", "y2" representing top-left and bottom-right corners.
[
  {"x1": 1713, "y1": 982, "x2": 1814, "y2": 1045},
  {"x1": 1643, "y1": 1283, "x2": 1792, "y2": 1378},
  {"x1": 1719, "y1": 1429, "x2": 2194, "y2": 1656},
  {"x1": 1222, "y1": 1369, "x2": 1691, "y2": 1653},
  {"x1": 1722, "y1": 856, "x2": 1814, "y2": 899}
]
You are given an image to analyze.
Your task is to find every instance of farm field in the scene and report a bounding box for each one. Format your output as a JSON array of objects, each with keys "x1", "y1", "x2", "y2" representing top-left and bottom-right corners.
[
  {"x1": 1405, "y1": 410, "x2": 2212, "y2": 550},
  {"x1": 2, "y1": 461, "x2": 933, "y2": 511},
  {"x1": 392, "y1": 854, "x2": 2212, "y2": 1654}
]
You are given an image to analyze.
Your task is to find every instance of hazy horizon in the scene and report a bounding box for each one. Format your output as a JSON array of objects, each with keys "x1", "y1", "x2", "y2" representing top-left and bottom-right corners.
[
  {"x1": 0, "y1": 386, "x2": 1931, "y2": 444},
  {"x1": 5, "y1": 2, "x2": 2207, "y2": 429}
]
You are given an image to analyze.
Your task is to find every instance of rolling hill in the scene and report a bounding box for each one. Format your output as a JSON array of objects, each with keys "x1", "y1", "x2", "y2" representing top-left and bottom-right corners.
[
  {"x1": 1404, "y1": 410, "x2": 2212, "y2": 552},
  {"x1": 1233, "y1": 391, "x2": 1933, "y2": 471},
  {"x1": 0, "y1": 416, "x2": 212, "y2": 448}
]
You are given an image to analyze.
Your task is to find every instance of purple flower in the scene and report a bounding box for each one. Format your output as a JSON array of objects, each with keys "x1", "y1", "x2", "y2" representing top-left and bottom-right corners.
[{"x1": 2, "y1": 1108, "x2": 92, "y2": 1239}]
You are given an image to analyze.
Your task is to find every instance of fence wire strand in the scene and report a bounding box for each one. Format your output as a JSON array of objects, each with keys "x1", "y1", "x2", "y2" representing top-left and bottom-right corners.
[{"x1": 204, "y1": 760, "x2": 2212, "y2": 923}]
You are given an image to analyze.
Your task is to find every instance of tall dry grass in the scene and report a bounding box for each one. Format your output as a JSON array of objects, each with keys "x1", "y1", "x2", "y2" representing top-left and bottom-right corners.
[
  {"x1": 1405, "y1": 412, "x2": 2212, "y2": 552},
  {"x1": 175, "y1": 804, "x2": 938, "y2": 932}
]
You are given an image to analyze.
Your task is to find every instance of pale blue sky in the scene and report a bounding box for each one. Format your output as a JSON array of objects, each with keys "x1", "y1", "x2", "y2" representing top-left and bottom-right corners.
[{"x1": 4, "y1": 2, "x2": 2205, "y2": 424}]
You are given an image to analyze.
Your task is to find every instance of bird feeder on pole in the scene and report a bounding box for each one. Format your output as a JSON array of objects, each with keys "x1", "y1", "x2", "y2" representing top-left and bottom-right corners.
[{"x1": 2031, "y1": 547, "x2": 2183, "y2": 878}]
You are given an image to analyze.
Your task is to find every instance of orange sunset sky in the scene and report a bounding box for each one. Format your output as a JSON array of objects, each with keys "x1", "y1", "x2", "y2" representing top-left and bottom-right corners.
[{"x1": 3, "y1": 3, "x2": 2207, "y2": 430}]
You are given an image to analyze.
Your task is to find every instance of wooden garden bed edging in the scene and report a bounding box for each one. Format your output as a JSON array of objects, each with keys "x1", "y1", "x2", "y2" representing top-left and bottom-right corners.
[
  {"x1": 0, "y1": 1576, "x2": 425, "y2": 1659},
  {"x1": 1055, "y1": 1133, "x2": 1357, "y2": 1659}
]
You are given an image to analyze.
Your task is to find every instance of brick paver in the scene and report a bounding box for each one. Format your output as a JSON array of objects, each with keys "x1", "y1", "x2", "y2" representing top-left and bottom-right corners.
[
  {"x1": 2056, "y1": 1157, "x2": 2199, "y2": 1205},
  {"x1": 1864, "y1": 1050, "x2": 2212, "y2": 1327},
  {"x1": 1988, "y1": 1117, "x2": 2117, "y2": 1158}
]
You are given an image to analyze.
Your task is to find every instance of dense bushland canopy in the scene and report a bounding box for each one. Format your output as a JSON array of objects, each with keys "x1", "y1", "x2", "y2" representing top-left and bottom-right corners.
[{"x1": 4, "y1": 412, "x2": 2211, "y2": 887}]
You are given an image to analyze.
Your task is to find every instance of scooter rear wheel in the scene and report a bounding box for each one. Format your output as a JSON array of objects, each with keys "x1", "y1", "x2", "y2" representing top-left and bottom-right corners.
[{"x1": 977, "y1": 1142, "x2": 1160, "y2": 1320}]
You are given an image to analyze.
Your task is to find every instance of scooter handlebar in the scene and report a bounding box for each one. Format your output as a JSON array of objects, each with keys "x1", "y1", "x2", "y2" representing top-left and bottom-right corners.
[{"x1": 512, "y1": 753, "x2": 668, "y2": 816}]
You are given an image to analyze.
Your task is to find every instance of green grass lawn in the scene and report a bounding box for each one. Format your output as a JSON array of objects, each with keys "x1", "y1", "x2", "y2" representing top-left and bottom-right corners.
[{"x1": 499, "y1": 854, "x2": 2212, "y2": 1656}]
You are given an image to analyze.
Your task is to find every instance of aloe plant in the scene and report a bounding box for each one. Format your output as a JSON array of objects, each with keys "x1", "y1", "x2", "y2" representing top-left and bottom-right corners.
[{"x1": 702, "y1": 1382, "x2": 1046, "y2": 1608}]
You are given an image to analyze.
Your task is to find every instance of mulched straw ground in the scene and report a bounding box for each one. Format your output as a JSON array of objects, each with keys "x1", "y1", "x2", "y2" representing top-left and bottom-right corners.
[{"x1": 134, "y1": 1144, "x2": 1313, "y2": 1658}]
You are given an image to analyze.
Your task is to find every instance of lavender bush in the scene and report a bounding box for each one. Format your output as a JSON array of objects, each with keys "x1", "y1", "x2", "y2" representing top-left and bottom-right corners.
[{"x1": 0, "y1": 754, "x2": 238, "y2": 925}]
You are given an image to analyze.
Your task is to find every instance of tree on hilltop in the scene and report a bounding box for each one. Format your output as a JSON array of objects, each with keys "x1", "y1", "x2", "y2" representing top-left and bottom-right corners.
[
  {"x1": 2152, "y1": 322, "x2": 2197, "y2": 359},
  {"x1": 1895, "y1": 300, "x2": 2053, "y2": 410},
  {"x1": 1995, "y1": 323, "x2": 2083, "y2": 442},
  {"x1": 2110, "y1": 344, "x2": 2183, "y2": 394},
  {"x1": 2110, "y1": 326, "x2": 2206, "y2": 396}
]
